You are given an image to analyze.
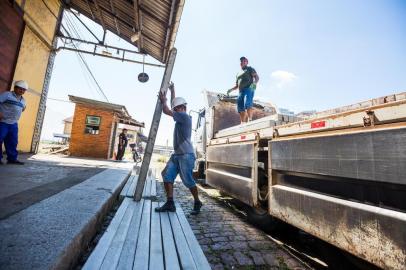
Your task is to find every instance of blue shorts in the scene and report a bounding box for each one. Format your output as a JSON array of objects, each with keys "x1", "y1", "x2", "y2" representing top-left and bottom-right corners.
[
  {"x1": 161, "y1": 153, "x2": 197, "y2": 189},
  {"x1": 237, "y1": 87, "x2": 254, "y2": 113}
]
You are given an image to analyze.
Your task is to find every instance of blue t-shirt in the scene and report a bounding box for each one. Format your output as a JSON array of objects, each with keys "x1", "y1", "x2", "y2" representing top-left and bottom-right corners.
[
  {"x1": 173, "y1": 111, "x2": 194, "y2": 155},
  {"x1": 0, "y1": 91, "x2": 26, "y2": 124}
]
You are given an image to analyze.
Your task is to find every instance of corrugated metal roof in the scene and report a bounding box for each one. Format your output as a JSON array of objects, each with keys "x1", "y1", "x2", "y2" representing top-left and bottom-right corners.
[{"x1": 66, "y1": 0, "x2": 185, "y2": 63}]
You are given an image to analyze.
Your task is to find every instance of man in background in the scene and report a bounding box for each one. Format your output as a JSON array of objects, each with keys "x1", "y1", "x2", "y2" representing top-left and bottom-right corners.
[
  {"x1": 0, "y1": 80, "x2": 28, "y2": 165},
  {"x1": 116, "y1": 128, "x2": 128, "y2": 161}
]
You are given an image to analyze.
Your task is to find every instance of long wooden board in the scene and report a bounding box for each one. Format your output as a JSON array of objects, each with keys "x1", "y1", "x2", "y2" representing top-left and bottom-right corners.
[
  {"x1": 83, "y1": 197, "x2": 209, "y2": 270},
  {"x1": 134, "y1": 48, "x2": 177, "y2": 201}
]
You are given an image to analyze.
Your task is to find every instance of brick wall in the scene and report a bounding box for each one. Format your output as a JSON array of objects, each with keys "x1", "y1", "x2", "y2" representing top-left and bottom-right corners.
[{"x1": 69, "y1": 104, "x2": 116, "y2": 159}]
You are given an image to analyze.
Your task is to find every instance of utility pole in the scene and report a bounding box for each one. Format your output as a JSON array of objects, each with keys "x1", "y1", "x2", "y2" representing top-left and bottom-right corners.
[{"x1": 133, "y1": 48, "x2": 177, "y2": 201}]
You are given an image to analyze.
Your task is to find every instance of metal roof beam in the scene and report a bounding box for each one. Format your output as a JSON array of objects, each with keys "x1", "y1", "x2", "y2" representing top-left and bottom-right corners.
[
  {"x1": 92, "y1": 0, "x2": 107, "y2": 42},
  {"x1": 163, "y1": 0, "x2": 176, "y2": 61},
  {"x1": 56, "y1": 46, "x2": 165, "y2": 68},
  {"x1": 139, "y1": 5, "x2": 168, "y2": 26},
  {"x1": 109, "y1": 0, "x2": 120, "y2": 35},
  {"x1": 84, "y1": 0, "x2": 95, "y2": 19},
  {"x1": 77, "y1": 5, "x2": 133, "y2": 30},
  {"x1": 133, "y1": 0, "x2": 143, "y2": 52},
  {"x1": 70, "y1": 10, "x2": 101, "y2": 43},
  {"x1": 57, "y1": 35, "x2": 142, "y2": 54}
]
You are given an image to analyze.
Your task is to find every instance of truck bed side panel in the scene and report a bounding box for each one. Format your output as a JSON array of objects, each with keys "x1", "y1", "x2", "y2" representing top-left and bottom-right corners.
[
  {"x1": 271, "y1": 127, "x2": 406, "y2": 185},
  {"x1": 206, "y1": 143, "x2": 257, "y2": 206},
  {"x1": 269, "y1": 185, "x2": 406, "y2": 270}
]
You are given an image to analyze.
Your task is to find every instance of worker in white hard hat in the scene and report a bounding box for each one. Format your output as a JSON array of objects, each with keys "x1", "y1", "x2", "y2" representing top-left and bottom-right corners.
[
  {"x1": 155, "y1": 82, "x2": 203, "y2": 215},
  {"x1": 0, "y1": 80, "x2": 28, "y2": 165}
]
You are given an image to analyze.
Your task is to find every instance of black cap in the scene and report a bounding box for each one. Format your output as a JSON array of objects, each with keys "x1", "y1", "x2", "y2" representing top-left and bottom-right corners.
[{"x1": 240, "y1": 56, "x2": 248, "y2": 61}]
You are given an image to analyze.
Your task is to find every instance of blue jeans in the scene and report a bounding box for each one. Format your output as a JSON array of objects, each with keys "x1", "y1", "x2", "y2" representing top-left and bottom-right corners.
[
  {"x1": 237, "y1": 87, "x2": 254, "y2": 113},
  {"x1": 0, "y1": 122, "x2": 19, "y2": 161},
  {"x1": 161, "y1": 153, "x2": 197, "y2": 188}
]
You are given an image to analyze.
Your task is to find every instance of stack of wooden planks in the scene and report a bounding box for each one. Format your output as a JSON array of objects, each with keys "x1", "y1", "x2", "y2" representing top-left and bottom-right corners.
[{"x1": 83, "y1": 198, "x2": 211, "y2": 270}]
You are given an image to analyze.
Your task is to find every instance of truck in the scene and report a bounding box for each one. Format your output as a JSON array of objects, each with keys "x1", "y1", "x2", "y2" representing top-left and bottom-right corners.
[{"x1": 192, "y1": 90, "x2": 406, "y2": 270}]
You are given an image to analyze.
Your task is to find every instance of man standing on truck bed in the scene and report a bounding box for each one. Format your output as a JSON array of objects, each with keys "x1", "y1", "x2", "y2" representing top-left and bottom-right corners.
[
  {"x1": 155, "y1": 82, "x2": 203, "y2": 215},
  {"x1": 227, "y1": 56, "x2": 259, "y2": 123}
]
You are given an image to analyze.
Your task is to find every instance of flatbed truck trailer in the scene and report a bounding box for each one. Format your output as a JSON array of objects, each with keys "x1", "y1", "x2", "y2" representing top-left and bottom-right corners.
[{"x1": 193, "y1": 91, "x2": 406, "y2": 269}]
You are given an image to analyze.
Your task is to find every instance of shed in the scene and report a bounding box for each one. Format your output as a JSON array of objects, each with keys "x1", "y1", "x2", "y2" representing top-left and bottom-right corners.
[{"x1": 69, "y1": 95, "x2": 144, "y2": 159}]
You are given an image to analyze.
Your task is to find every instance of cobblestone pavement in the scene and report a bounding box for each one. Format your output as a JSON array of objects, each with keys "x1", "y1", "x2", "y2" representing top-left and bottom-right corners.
[{"x1": 155, "y1": 178, "x2": 308, "y2": 270}]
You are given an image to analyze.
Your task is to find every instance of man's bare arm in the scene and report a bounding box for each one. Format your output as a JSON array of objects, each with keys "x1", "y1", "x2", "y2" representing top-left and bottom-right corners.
[
  {"x1": 159, "y1": 91, "x2": 173, "y2": 117},
  {"x1": 227, "y1": 83, "x2": 238, "y2": 95},
  {"x1": 253, "y1": 72, "x2": 259, "y2": 84}
]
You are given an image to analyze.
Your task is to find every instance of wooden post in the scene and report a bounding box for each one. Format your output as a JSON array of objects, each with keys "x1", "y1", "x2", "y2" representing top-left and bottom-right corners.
[{"x1": 134, "y1": 48, "x2": 177, "y2": 201}]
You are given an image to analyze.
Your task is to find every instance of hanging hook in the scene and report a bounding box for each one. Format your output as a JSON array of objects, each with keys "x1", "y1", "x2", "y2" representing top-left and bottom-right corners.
[
  {"x1": 138, "y1": 54, "x2": 149, "y2": 83},
  {"x1": 142, "y1": 55, "x2": 145, "y2": 73}
]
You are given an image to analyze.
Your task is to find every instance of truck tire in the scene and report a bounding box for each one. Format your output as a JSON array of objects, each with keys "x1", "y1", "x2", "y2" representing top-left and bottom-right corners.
[
  {"x1": 197, "y1": 161, "x2": 205, "y2": 179},
  {"x1": 246, "y1": 207, "x2": 280, "y2": 233}
]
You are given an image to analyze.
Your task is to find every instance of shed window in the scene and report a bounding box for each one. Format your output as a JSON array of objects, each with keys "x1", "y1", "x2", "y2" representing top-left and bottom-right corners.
[{"x1": 85, "y1": 115, "x2": 101, "y2": 135}]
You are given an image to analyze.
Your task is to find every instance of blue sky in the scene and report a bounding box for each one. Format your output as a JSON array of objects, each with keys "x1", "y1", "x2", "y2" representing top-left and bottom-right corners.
[{"x1": 42, "y1": 0, "x2": 406, "y2": 145}]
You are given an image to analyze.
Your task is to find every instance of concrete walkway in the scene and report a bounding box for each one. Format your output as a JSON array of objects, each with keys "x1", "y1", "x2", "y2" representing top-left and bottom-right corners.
[
  {"x1": 0, "y1": 154, "x2": 133, "y2": 270},
  {"x1": 0, "y1": 154, "x2": 132, "y2": 219}
]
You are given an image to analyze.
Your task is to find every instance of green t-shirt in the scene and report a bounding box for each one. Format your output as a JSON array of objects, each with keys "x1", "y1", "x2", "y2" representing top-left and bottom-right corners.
[{"x1": 236, "y1": 66, "x2": 256, "y2": 90}]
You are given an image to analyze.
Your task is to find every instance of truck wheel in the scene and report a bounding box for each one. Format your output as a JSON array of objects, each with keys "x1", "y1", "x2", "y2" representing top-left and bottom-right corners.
[
  {"x1": 246, "y1": 207, "x2": 280, "y2": 233},
  {"x1": 197, "y1": 161, "x2": 205, "y2": 179}
]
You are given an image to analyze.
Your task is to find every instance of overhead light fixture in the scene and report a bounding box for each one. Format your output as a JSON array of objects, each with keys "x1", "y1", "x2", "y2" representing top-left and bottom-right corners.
[{"x1": 131, "y1": 32, "x2": 139, "y2": 43}]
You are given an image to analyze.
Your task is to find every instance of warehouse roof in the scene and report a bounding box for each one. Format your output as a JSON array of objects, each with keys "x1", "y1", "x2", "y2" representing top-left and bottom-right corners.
[{"x1": 65, "y1": 0, "x2": 185, "y2": 63}]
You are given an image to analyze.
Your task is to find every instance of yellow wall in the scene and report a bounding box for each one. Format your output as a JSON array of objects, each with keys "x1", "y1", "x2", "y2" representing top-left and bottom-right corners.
[{"x1": 12, "y1": 0, "x2": 61, "y2": 152}]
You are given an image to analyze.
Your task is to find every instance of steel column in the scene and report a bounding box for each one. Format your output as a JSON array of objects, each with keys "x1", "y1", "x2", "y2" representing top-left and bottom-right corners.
[{"x1": 30, "y1": 5, "x2": 64, "y2": 153}]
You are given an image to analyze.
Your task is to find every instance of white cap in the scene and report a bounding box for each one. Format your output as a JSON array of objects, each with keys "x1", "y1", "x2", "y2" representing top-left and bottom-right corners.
[
  {"x1": 14, "y1": 80, "x2": 28, "y2": 90},
  {"x1": 171, "y1": 97, "x2": 187, "y2": 109}
]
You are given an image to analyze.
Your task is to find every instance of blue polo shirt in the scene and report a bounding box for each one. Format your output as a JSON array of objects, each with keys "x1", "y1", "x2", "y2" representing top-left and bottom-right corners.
[
  {"x1": 173, "y1": 111, "x2": 194, "y2": 155},
  {"x1": 0, "y1": 91, "x2": 26, "y2": 124}
]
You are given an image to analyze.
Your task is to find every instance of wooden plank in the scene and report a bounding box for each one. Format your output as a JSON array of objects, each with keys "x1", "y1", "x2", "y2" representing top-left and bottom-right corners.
[
  {"x1": 133, "y1": 200, "x2": 152, "y2": 270},
  {"x1": 176, "y1": 204, "x2": 211, "y2": 270},
  {"x1": 133, "y1": 165, "x2": 141, "y2": 175},
  {"x1": 116, "y1": 200, "x2": 145, "y2": 270},
  {"x1": 149, "y1": 202, "x2": 164, "y2": 270},
  {"x1": 150, "y1": 178, "x2": 157, "y2": 198},
  {"x1": 168, "y1": 210, "x2": 197, "y2": 270},
  {"x1": 134, "y1": 48, "x2": 177, "y2": 201},
  {"x1": 159, "y1": 203, "x2": 181, "y2": 270},
  {"x1": 144, "y1": 178, "x2": 152, "y2": 197},
  {"x1": 100, "y1": 200, "x2": 136, "y2": 270},
  {"x1": 82, "y1": 199, "x2": 131, "y2": 270},
  {"x1": 120, "y1": 175, "x2": 134, "y2": 198},
  {"x1": 126, "y1": 175, "x2": 139, "y2": 197}
]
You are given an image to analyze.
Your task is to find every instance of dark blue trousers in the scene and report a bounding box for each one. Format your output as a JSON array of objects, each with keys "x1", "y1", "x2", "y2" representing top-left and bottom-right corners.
[{"x1": 0, "y1": 122, "x2": 19, "y2": 162}]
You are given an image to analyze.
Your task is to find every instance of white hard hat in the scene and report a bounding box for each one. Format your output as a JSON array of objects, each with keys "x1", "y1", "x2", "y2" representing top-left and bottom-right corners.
[
  {"x1": 171, "y1": 97, "x2": 187, "y2": 109},
  {"x1": 14, "y1": 80, "x2": 28, "y2": 90}
]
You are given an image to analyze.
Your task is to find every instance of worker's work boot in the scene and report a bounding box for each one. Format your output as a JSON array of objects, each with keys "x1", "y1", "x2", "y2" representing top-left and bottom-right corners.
[
  {"x1": 190, "y1": 200, "x2": 203, "y2": 215},
  {"x1": 155, "y1": 200, "x2": 176, "y2": 212}
]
